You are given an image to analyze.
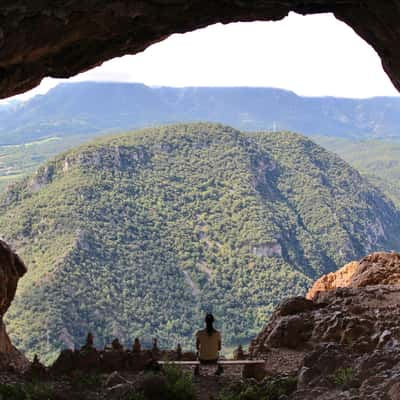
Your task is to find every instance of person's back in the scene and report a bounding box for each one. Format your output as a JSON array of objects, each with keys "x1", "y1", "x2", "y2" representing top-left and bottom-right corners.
[
  {"x1": 196, "y1": 328, "x2": 221, "y2": 361},
  {"x1": 195, "y1": 313, "x2": 223, "y2": 376}
]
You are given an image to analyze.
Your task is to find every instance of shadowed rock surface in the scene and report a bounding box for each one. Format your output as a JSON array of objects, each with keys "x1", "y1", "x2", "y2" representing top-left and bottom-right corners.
[
  {"x1": 0, "y1": 240, "x2": 28, "y2": 371},
  {"x1": 0, "y1": 240, "x2": 26, "y2": 353},
  {"x1": 0, "y1": 1, "x2": 400, "y2": 98},
  {"x1": 250, "y1": 252, "x2": 400, "y2": 399}
]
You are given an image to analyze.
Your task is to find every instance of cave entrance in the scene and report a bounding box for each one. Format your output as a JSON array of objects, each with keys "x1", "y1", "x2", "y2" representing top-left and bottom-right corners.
[
  {"x1": 1, "y1": 2, "x2": 400, "y2": 99},
  {"x1": 6, "y1": 12, "x2": 397, "y2": 103},
  {"x1": 2, "y1": 8, "x2": 400, "y2": 366}
]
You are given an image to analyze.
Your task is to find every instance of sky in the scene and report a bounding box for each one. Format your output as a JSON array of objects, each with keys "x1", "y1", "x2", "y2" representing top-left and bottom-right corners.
[{"x1": 8, "y1": 12, "x2": 400, "y2": 101}]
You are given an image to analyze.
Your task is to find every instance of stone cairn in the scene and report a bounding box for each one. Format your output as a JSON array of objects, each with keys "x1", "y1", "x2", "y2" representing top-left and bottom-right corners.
[
  {"x1": 50, "y1": 333, "x2": 196, "y2": 375},
  {"x1": 26, "y1": 354, "x2": 47, "y2": 378},
  {"x1": 81, "y1": 332, "x2": 94, "y2": 351},
  {"x1": 233, "y1": 344, "x2": 246, "y2": 360}
]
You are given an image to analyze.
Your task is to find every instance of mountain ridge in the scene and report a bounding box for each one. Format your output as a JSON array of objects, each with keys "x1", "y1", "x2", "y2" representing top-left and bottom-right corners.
[{"x1": 2, "y1": 82, "x2": 400, "y2": 146}]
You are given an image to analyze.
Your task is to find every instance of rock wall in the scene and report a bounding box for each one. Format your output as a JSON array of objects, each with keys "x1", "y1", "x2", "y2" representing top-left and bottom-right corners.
[
  {"x1": 0, "y1": 240, "x2": 26, "y2": 353},
  {"x1": 250, "y1": 252, "x2": 400, "y2": 399},
  {"x1": 0, "y1": 1, "x2": 400, "y2": 99}
]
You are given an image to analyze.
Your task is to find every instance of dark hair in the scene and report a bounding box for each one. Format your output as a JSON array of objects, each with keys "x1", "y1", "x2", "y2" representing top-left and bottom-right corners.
[{"x1": 205, "y1": 313, "x2": 215, "y2": 336}]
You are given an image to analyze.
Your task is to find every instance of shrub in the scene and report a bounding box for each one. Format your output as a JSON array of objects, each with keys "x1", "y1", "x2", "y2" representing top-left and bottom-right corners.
[
  {"x1": 163, "y1": 364, "x2": 196, "y2": 400},
  {"x1": 141, "y1": 373, "x2": 168, "y2": 400},
  {"x1": 0, "y1": 384, "x2": 25, "y2": 400},
  {"x1": 218, "y1": 376, "x2": 297, "y2": 400},
  {"x1": 125, "y1": 392, "x2": 146, "y2": 400},
  {"x1": 0, "y1": 382, "x2": 55, "y2": 400},
  {"x1": 329, "y1": 367, "x2": 355, "y2": 389},
  {"x1": 69, "y1": 370, "x2": 102, "y2": 390},
  {"x1": 135, "y1": 364, "x2": 196, "y2": 400}
]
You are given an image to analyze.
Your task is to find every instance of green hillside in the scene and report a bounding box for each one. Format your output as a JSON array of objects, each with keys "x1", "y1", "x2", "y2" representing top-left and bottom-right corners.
[
  {"x1": 2, "y1": 82, "x2": 400, "y2": 195},
  {"x1": 2, "y1": 123, "x2": 399, "y2": 364},
  {"x1": 315, "y1": 136, "x2": 400, "y2": 207}
]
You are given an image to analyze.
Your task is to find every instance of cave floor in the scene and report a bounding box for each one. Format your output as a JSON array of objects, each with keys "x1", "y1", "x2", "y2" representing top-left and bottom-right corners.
[{"x1": 0, "y1": 366, "x2": 244, "y2": 400}]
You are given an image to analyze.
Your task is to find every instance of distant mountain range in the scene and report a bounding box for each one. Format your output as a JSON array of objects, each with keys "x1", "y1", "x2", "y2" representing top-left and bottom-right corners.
[
  {"x1": 1, "y1": 82, "x2": 400, "y2": 145},
  {"x1": 3, "y1": 123, "x2": 400, "y2": 362}
]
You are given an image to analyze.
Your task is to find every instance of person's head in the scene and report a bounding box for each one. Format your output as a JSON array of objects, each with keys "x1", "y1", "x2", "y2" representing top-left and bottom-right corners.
[{"x1": 205, "y1": 313, "x2": 215, "y2": 336}]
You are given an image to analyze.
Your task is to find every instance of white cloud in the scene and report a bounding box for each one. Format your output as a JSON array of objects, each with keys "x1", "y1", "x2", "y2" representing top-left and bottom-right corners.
[{"x1": 5, "y1": 12, "x2": 399, "y2": 102}]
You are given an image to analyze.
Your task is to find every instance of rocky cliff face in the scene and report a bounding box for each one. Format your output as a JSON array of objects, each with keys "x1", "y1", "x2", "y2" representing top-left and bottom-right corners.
[
  {"x1": 0, "y1": 240, "x2": 27, "y2": 368},
  {"x1": 250, "y1": 252, "x2": 400, "y2": 399}
]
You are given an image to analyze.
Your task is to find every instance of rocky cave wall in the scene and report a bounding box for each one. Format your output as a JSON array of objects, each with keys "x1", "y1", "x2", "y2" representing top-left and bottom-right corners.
[
  {"x1": 0, "y1": 0, "x2": 400, "y2": 99},
  {"x1": 1, "y1": 0, "x2": 400, "y2": 370},
  {"x1": 0, "y1": 240, "x2": 26, "y2": 353}
]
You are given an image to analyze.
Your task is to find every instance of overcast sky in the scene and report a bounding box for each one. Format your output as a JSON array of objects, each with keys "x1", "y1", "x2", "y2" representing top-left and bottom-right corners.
[{"x1": 9, "y1": 12, "x2": 400, "y2": 101}]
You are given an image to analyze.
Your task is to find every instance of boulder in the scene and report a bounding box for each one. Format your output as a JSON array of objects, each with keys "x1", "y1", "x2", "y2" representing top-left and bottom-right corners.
[
  {"x1": 278, "y1": 297, "x2": 315, "y2": 316},
  {"x1": 266, "y1": 315, "x2": 313, "y2": 349}
]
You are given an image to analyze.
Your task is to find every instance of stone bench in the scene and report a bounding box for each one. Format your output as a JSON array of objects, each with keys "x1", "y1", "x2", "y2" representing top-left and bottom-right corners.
[{"x1": 157, "y1": 360, "x2": 265, "y2": 365}]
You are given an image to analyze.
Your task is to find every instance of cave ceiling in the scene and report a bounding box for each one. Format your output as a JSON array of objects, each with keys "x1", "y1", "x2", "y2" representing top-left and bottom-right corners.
[{"x1": 0, "y1": 1, "x2": 399, "y2": 99}]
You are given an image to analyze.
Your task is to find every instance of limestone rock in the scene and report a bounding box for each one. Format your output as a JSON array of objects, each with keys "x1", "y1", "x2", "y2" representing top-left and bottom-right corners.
[
  {"x1": 307, "y1": 252, "x2": 400, "y2": 300},
  {"x1": 351, "y1": 252, "x2": 400, "y2": 288},
  {"x1": 306, "y1": 261, "x2": 358, "y2": 300}
]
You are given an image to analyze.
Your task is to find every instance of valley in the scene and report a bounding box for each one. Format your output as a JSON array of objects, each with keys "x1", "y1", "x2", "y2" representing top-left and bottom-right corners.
[{"x1": 1, "y1": 123, "x2": 399, "y2": 364}]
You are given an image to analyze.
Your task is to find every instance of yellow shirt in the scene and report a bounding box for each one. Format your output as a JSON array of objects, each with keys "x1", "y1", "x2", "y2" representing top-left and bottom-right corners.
[{"x1": 196, "y1": 329, "x2": 221, "y2": 361}]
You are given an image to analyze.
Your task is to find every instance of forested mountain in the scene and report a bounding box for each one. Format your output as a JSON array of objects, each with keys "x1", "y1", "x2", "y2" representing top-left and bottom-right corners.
[
  {"x1": 2, "y1": 82, "x2": 400, "y2": 146},
  {"x1": 1, "y1": 123, "x2": 399, "y2": 363},
  {"x1": 2, "y1": 82, "x2": 400, "y2": 195},
  {"x1": 315, "y1": 136, "x2": 400, "y2": 208}
]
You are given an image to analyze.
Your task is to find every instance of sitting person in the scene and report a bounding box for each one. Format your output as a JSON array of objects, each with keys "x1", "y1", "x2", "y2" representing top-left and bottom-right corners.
[{"x1": 195, "y1": 313, "x2": 223, "y2": 375}]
